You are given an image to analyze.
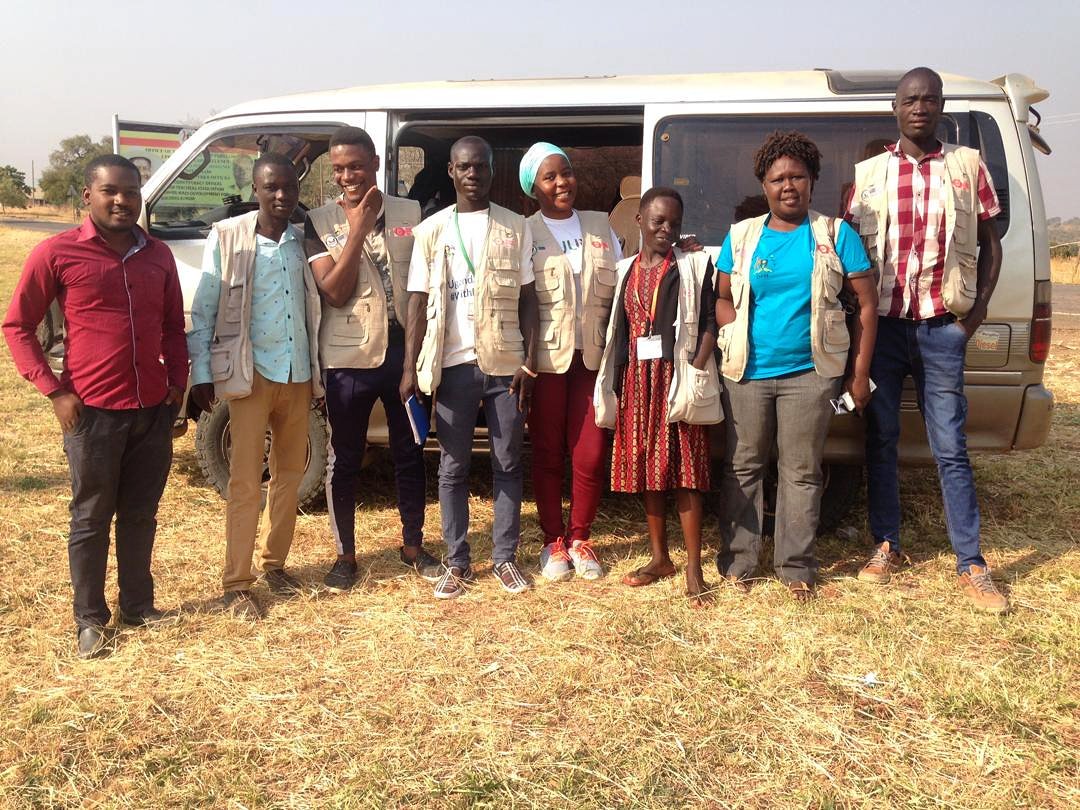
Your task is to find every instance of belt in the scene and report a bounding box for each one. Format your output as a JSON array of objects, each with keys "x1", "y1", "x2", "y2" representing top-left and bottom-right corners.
[{"x1": 919, "y1": 313, "x2": 957, "y2": 327}]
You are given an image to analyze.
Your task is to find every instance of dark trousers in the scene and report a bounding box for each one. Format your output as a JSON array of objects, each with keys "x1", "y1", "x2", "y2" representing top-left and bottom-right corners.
[
  {"x1": 324, "y1": 341, "x2": 426, "y2": 557},
  {"x1": 62, "y1": 402, "x2": 174, "y2": 629}
]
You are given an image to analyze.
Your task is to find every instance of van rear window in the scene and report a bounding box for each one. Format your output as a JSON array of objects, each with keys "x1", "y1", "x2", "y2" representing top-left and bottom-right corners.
[{"x1": 653, "y1": 113, "x2": 1008, "y2": 245}]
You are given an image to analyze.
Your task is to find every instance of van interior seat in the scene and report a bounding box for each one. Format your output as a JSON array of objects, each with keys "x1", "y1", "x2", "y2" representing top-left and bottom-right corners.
[{"x1": 609, "y1": 175, "x2": 641, "y2": 257}]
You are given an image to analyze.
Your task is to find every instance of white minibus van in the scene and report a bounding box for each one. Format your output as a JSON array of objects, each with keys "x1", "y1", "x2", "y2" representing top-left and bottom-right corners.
[{"x1": 139, "y1": 69, "x2": 1054, "y2": 528}]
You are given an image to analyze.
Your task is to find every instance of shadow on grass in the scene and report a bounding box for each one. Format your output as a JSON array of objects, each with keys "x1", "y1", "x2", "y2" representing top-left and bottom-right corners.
[{"x1": 0, "y1": 472, "x2": 68, "y2": 492}]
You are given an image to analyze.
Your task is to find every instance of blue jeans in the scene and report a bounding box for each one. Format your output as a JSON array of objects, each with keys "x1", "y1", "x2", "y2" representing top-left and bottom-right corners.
[
  {"x1": 865, "y1": 315, "x2": 985, "y2": 573},
  {"x1": 434, "y1": 362, "x2": 525, "y2": 569}
]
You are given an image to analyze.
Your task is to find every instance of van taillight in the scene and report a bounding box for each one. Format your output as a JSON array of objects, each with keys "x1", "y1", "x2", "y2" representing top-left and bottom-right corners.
[{"x1": 1030, "y1": 280, "x2": 1052, "y2": 363}]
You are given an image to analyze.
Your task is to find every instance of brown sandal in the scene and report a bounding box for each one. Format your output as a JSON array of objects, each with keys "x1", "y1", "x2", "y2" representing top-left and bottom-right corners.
[
  {"x1": 786, "y1": 580, "x2": 815, "y2": 603},
  {"x1": 622, "y1": 567, "x2": 676, "y2": 587}
]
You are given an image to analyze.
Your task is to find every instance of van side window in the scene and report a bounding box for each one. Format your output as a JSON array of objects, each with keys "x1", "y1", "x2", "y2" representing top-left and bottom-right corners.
[
  {"x1": 654, "y1": 114, "x2": 965, "y2": 245},
  {"x1": 962, "y1": 112, "x2": 1010, "y2": 235}
]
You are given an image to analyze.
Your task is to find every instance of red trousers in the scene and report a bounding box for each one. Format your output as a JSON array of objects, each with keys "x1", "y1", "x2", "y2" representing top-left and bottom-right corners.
[{"x1": 528, "y1": 351, "x2": 607, "y2": 544}]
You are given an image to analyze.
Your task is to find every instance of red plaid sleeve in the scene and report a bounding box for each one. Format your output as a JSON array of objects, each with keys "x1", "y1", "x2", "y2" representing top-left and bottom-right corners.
[{"x1": 976, "y1": 159, "x2": 1001, "y2": 221}]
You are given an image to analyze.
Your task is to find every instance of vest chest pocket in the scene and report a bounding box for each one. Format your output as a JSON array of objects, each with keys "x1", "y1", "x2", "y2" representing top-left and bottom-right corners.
[
  {"x1": 822, "y1": 309, "x2": 850, "y2": 353},
  {"x1": 488, "y1": 268, "x2": 520, "y2": 311},
  {"x1": 951, "y1": 185, "x2": 976, "y2": 250},
  {"x1": 354, "y1": 276, "x2": 374, "y2": 298},
  {"x1": 591, "y1": 265, "x2": 617, "y2": 299},
  {"x1": 534, "y1": 265, "x2": 565, "y2": 306},
  {"x1": 539, "y1": 316, "x2": 561, "y2": 349},
  {"x1": 217, "y1": 285, "x2": 244, "y2": 338},
  {"x1": 327, "y1": 308, "x2": 370, "y2": 347},
  {"x1": 819, "y1": 260, "x2": 843, "y2": 303}
]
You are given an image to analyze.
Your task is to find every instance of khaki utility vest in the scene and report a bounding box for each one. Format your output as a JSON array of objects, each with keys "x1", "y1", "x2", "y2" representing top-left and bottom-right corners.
[
  {"x1": 208, "y1": 210, "x2": 323, "y2": 400},
  {"x1": 413, "y1": 203, "x2": 527, "y2": 394},
  {"x1": 528, "y1": 210, "x2": 618, "y2": 373},
  {"x1": 718, "y1": 211, "x2": 850, "y2": 383},
  {"x1": 306, "y1": 195, "x2": 420, "y2": 369},
  {"x1": 850, "y1": 144, "x2": 982, "y2": 318},
  {"x1": 594, "y1": 249, "x2": 722, "y2": 428}
]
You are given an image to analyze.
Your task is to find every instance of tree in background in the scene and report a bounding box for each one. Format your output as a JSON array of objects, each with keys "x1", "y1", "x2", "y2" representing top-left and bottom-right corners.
[
  {"x1": 0, "y1": 173, "x2": 28, "y2": 211},
  {"x1": 0, "y1": 165, "x2": 31, "y2": 195},
  {"x1": 38, "y1": 135, "x2": 112, "y2": 205}
]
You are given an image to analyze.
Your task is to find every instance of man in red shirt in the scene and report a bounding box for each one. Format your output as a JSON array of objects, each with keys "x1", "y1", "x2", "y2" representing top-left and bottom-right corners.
[
  {"x1": 3, "y1": 155, "x2": 188, "y2": 658},
  {"x1": 845, "y1": 68, "x2": 1008, "y2": 613}
]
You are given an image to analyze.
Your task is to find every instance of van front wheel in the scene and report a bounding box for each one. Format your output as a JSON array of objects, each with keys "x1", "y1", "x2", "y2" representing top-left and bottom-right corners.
[{"x1": 193, "y1": 402, "x2": 328, "y2": 510}]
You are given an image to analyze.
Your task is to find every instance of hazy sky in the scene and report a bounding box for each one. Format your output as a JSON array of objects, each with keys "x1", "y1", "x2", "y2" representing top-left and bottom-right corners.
[{"x1": 2, "y1": 0, "x2": 1077, "y2": 219}]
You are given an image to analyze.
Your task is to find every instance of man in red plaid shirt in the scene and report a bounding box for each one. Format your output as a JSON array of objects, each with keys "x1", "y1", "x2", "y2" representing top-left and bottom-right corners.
[{"x1": 845, "y1": 67, "x2": 1009, "y2": 613}]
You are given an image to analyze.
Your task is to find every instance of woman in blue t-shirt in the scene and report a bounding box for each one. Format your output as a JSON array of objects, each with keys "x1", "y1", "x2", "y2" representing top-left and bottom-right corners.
[{"x1": 714, "y1": 130, "x2": 878, "y2": 601}]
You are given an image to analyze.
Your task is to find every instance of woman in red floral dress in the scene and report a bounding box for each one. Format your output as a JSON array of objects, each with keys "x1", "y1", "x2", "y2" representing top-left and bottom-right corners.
[{"x1": 606, "y1": 188, "x2": 717, "y2": 604}]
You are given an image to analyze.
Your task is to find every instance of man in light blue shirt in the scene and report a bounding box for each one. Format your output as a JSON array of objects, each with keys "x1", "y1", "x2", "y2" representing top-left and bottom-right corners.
[{"x1": 187, "y1": 154, "x2": 322, "y2": 619}]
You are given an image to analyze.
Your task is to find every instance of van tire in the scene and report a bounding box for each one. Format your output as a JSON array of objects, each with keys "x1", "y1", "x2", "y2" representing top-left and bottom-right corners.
[
  {"x1": 193, "y1": 402, "x2": 328, "y2": 510},
  {"x1": 710, "y1": 462, "x2": 862, "y2": 537}
]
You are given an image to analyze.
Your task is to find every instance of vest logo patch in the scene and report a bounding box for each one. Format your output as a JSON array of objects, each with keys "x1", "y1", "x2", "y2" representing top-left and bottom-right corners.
[
  {"x1": 590, "y1": 240, "x2": 610, "y2": 250},
  {"x1": 494, "y1": 237, "x2": 517, "y2": 247},
  {"x1": 392, "y1": 226, "x2": 413, "y2": 237},
  {"x1": 816, "y1": 244, "x2": 833, "y2": 255},
  {"x1": 860, "y1": 185, "x2": 880, "y2": 201},
  {"x1": 951, "y1": 178, "x2": 971, "y2": 192},
  {"x1": 326, "y1": 234, "x2": 347, "y2": 249}
]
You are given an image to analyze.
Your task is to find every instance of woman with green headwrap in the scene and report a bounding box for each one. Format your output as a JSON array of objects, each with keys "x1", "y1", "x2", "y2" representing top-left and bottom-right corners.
[{"x1": 519, "y1": 142, "x2": 623, "y2": 584}]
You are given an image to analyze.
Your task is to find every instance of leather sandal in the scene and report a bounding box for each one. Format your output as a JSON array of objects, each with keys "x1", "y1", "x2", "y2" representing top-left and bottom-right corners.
[
  {"x1": 786, "y1": 580, "x2": 815, "y2": 603},
  {"x1": 622, "y1": 566, "x2": 676, "y2": 587}
]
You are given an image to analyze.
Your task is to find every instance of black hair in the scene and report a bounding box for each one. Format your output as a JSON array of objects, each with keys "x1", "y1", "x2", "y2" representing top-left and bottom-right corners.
[
  {"x1": 252, "y1": 152, "x2": 297, "y2": 178},
  {"x1": 897, "y1": 66, "x2": 944, "y2": 97},
  {"x1": 450, "y1": 136, "x2": 494, "y2": 167},
  {"x1": 753, "y1": 130, "x2": 822, "y2": 182},
  {"x1": 639, "y1": 186, "x2": 683, "y2": 213},
  {"x1": 84, "y1": 154, "x2": 140, "y2": 187},
  {"x1": 329, "y1": 125, "x2": 376, "y2": 155}
]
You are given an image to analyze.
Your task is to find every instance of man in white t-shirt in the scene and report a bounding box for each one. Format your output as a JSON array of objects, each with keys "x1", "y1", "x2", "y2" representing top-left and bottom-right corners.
[{"x1": 401, "y1": 136, "x2": 539, "y2": 599}]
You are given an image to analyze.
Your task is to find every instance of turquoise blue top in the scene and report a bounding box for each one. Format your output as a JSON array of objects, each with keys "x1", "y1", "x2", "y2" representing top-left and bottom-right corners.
[
  {"x1": 188, "y1": 225, "x2": 311, "y2": 386},
  {"x1": 717, "y1": 216, "x2": 869, "y2": 380}
]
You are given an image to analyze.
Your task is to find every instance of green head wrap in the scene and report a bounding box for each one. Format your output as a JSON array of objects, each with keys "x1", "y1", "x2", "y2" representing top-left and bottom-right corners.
[{"x1": 518, "y1": 142, "x2": 570, "y2": 199}]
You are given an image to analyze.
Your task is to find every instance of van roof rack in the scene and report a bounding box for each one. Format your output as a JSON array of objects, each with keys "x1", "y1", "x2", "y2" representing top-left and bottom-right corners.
[{"x1": 821, "y1": 70, "x2": 906, "y2": 95}]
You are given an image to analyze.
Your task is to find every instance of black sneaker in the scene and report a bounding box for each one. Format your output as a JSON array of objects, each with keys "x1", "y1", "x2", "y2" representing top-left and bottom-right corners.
[
  {"x1": 77, "y1": 625, "x2": 115, "y2": 660},
  {"x1": 324, "y1": 558, "x2": 358, "y2": 592},
  {"x1": 493, "y1": 561, "x2": 532, "y2": 594},
  {"x1": 400, "y1": 546, "x2": 444, "y2": 583},
  {"x1": 433, "y1": 566, "x2": 475, "y2": 600},
  {"x1": 264, "y1": 568, "x2": 303, "y2": 597}
]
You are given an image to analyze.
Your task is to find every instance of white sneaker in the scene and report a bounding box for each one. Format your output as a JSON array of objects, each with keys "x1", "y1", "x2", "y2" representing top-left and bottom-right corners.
[
  {"x1": 539, "y1": 538, "x2": 573, "y2": 582},
  {"x1": 568, "y1": 539, "x2": 604, "y2": 580}
]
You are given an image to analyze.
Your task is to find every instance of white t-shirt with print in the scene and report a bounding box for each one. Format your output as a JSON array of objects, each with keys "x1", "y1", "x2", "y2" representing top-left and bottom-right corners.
[
  {"x1": 539, "y1": 211, "x2": 623, "y2": 349},
  {"x1": 407, "y1": 207, "x2": 534, "y2": 369}
]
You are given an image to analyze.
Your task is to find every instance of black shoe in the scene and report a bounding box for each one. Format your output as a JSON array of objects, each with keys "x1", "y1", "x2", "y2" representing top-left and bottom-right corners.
[
  {"x1": 77, "y1": 626, "x2": 114, "y2": 660},
  {"x1": 206, "y1": 590, "x2": 264, "y2": 620},
  {"x1": 119, "y1": 607, "x2": 179, "y2": 627},
  {"x1": 324, "y1": 558, "x2": 358, "y2": 592},
  {"x1": 400, "y1": 546, "x2": 444, "y2": 583},
  {"x1": 264, "y1": 568, "x2": 303, "y2": 597}
]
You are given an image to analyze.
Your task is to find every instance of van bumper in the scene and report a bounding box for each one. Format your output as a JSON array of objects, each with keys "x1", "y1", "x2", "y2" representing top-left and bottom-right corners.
[{"x1": 1012, "y1": 384, "x2": 1054, "y2": 449}]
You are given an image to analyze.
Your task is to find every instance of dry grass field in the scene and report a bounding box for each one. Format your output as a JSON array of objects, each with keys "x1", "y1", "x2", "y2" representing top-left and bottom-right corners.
[
  {"x1": 1051, "y1": 256, "x2": 1080, "y2": 285},
  {"x1": 0, "y1": 224, "x2": 1077, "y2": 808}
]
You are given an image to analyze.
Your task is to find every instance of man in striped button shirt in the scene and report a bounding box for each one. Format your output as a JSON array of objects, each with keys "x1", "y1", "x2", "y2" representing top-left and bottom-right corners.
[{"x1": 846, "y1": 67, "x2": 1008, "y2": 613}]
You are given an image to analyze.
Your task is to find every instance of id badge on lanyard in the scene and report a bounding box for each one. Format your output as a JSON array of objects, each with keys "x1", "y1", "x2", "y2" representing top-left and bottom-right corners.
[{"x1": 635, "y1": 258, "x2": 666, "y2": 361}]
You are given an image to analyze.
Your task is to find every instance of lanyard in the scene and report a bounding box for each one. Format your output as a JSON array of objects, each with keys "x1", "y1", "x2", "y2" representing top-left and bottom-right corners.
[
  {"x1": 634, "y1": 254, "x2": 669, "y2": 336},
  {"x1": 452, "y1": 207, "x2": 476, "y2": 277}
]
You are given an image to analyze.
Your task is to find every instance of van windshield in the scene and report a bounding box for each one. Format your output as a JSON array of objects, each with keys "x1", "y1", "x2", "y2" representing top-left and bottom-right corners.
[{"x1": 653, "y1": 114, "x2": 984, "y2": 245}]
